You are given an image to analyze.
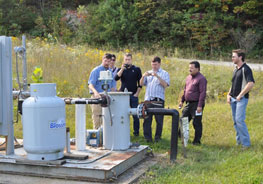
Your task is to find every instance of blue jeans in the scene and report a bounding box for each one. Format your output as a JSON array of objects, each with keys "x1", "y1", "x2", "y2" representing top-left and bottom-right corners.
[
  {"x1": 130, "y1": 95, "x2": 139, "y2": 135},
  {"x1": 230, "y1": 97, "x2": 250, "y2": 147}
]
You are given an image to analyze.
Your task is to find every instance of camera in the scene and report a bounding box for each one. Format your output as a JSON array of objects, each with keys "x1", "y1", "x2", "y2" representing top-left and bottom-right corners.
[
  {"x1": 124, "y1": 64, "x2": 130, "y2": 69},
  {"x1": 147, "y1": 71, "x2": 153, "y2": 75}
]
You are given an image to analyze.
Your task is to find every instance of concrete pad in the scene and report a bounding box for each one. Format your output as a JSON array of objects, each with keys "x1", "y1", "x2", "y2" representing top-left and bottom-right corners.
[
  {"x1": 0, "y1": 154, "x2": 157, "y2": 184},
  {"x1": 0, "y1": 143, "x2": 149, "y2": 182}
]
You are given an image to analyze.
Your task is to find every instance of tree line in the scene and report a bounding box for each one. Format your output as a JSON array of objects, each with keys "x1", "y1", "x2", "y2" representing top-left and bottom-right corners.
[{"x1": 0, "y1": 0, "x2": 262, "y2": 59}]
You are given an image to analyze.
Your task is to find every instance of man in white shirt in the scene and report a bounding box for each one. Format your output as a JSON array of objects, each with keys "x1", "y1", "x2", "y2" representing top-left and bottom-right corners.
[{"x1": 140, "y1": 56, "x2": 170, "y2": 142}]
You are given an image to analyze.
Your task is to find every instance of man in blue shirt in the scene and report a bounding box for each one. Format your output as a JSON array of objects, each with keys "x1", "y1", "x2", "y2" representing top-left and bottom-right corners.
[
  {"x1": 140, "y1": 56, "x2": 170, "y2": 142},
  {"x1": 88, "y1": 53, "x2": 116, "y2": 129}
]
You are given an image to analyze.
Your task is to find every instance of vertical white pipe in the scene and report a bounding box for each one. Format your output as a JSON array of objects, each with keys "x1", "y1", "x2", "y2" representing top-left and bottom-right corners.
[
  {"x1": 0, "y1": 36, "x2": 14, "y2": 155},
  {"x1": 22, "y1": 35, "x2": 27, "y2": 91},
  {"x1": 75, "y1": 104, "x2": 86, "y2": 150},
  {"x1": 7, "y1": 36, "x2": 14, "y2": 155},
  {"x1": 6, "y1": 127, "x2": 14, "y2": 155}
]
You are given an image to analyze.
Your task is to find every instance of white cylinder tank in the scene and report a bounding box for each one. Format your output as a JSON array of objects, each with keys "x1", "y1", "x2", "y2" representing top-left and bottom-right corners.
[
  {"x1": 103, "y1": 92, "x2": 131, "y2": 150},
  {"x1": 22, "y1": 83, "x2": 66, "y2": 161}
]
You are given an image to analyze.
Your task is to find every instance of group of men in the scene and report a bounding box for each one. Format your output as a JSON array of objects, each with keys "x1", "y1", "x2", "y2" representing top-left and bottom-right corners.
[{"x1": 88, "y1": 49, "x2": 255, "y2": 149}]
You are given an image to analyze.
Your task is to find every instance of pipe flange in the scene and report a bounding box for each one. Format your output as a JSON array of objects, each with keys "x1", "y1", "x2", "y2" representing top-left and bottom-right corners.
[
  {"x1": 137, "y1": 103, "x2": 148, "y2": 119},
  {"x1": 100, "y1": 94, "x2": 110, "y2": 107},
  {"x1": 136, "y1": 103, "x2": 143, "y2": 118}
]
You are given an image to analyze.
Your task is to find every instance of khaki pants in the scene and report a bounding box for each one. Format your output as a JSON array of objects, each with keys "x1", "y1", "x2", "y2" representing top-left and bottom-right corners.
[{"x1": 91, "y1": 95, "x2": 102, "y2": 129}]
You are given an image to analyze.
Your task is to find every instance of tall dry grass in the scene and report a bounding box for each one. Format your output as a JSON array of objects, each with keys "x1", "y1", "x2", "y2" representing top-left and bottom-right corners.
[{"x1": 11, "y1": 37, "x2": 263, "y2": 139}]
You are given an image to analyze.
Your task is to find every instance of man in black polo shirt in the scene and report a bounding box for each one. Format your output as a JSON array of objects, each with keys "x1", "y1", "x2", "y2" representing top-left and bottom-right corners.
[
  {"x1": 115, "y1": 53, "x2": 142, "y2": 136},
  {"x1": 227, "y1": 49, "x2": 255, "y2": 149}
]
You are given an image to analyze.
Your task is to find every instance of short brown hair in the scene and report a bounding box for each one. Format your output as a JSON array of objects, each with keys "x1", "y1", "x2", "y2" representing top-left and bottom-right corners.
[
  {"x1": 124, "y1": 53, "x2": 132, "y2": 58},
  {"x1": 103, "y1": 53, "x2": 112, "y2": 60},
  {"x1": 232, "y1": 49, "x2": 245, "y2": 62},
  {"x1": 152, "y1": 56, "x2": 161, "y2": 63}
]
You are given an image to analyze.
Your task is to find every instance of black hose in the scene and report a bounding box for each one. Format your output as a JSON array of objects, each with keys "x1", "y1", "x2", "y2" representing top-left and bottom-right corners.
[{"x1": 146, "y1": 108, "x2": 179, "y2": 161}]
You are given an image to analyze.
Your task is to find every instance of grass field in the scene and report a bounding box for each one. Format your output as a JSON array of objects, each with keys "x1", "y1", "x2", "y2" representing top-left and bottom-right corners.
[
  {"x1": 136, "y1": 98, "x2": 263, "y2": 184},
  {"x1": 11, "y1": 37, "x2": 263, "y2": 183}
]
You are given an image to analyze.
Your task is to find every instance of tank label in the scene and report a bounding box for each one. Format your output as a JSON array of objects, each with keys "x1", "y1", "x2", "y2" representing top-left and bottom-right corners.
[{"x1": 49, "y1": 118, "x2": 66, "y2": 129}]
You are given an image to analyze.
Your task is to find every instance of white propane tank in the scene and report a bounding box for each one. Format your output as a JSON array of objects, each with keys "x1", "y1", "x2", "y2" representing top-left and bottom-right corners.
[
  {"x1": 22, "y1": 83, "x2": 66, "y2": 161},
  {"x1": 103, "y1": 92, "x2": 131, "y2": 150}
]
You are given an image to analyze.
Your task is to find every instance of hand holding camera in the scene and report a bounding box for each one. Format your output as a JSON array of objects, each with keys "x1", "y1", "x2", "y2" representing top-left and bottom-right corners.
[
  {"x1": 148, "y1": 71, "x2": 158, "y2": 77},
  {"x1": 143, "y1": 71, "x2": 157, "y2": 77},
  {"x1": 121, "y1": 63, "x2": 130, "y2": 70},
  {"x1": 147, "y1": 71, "x2": 152, "y2": 75},
  {"x1": 124, "y1": 64, "x2": 130, "y2": 69},
  {"x1": 143, "y1": 71, "x2": 151, "y2": 77}
]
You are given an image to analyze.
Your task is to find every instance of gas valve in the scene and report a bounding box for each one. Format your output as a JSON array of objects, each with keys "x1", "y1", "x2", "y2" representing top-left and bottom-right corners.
[{"x1": 136, "y1": 103, "x2": 148, "y2": 119}]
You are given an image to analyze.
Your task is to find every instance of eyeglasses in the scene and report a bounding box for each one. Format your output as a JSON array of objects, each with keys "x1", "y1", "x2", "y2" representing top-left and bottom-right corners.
[{"x1": 112, "y1": 59, "x2": 116, "y2": 61}]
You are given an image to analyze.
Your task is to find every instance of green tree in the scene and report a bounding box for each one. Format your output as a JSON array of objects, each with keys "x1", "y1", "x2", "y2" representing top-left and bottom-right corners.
[{"x1": 0, "y1": 0, "x2": 37, "y2": 35}]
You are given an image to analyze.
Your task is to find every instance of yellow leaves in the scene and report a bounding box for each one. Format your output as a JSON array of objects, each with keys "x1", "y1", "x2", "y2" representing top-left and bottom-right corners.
[
  {"x1": 136, "y1": 52, "x2": 142, "y2": 57},
  {"x1": 99, "y1": 50, "x2": 104, "y2": 58},
  {"x1": 79, "y1": 84, "x2": 85, "y2": 90},
  {"x1": 162, "y1": 57, "x2": 171, "y2": 65},
  {"x1": 222, "y1": 5, "x2": 229, "y2": 12},
  {"x1": 216, "y1": 91, "x2": 228, "y2": 101},
  {"x1": 67, "y1": 47, "x2": 74, "y2": 52},
  {"x1": 233, "y1": 6, "x2": 241, "y2": 14},
  {"x1": 195, "y1": 4, "x2": 200, "y2": 8},
  {"x1": 11, "y1": 36, "x2": 19, "y2": 45},
  {"x1": 31, "y1": 67, "x2": 43, "y2": 83},
  {"x1": 33, "y1": 67, "x2": 42, "y2": 75},
  {"x1": 11, "y1": 36, "x2": 18, "y2": 41}
]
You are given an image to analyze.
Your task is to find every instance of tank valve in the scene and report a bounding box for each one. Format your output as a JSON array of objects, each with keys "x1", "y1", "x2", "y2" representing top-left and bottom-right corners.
[
  {"x1": 137, "y1": 103, "x2": 148, "y2": 119},
  {"x1": 100, "y1": 94, "x2": 110, "y2": 107}
]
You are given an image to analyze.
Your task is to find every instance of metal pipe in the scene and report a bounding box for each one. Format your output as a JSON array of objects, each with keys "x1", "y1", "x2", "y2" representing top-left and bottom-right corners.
[
  {"x1": 128, "y1": 108, "x2": 137, "y2": 116},
  {"x1": 0, "y1": 36, "x2": 14, "y2": 155},
  {"x1": 72, "y1": 99, "x2": 103, "y2": 104},
  {"x1": 66, "y1": 127, "x2": 71, "y2": 153},
  {"x1": 146, "y1": 108, "x2": 179, "y2": 161},
  {"x1": 22, "y1": 35, "x2": 27, "y2": 91},
  {"x1": 63, "y1": 97, "x2": 107, "y2": 105},
  {"x1": 12, "y1": 90, "x2": 30, "y2": 99},
  {"x1": 75, "y1": 104, "x2": 86, "y2": 151}
]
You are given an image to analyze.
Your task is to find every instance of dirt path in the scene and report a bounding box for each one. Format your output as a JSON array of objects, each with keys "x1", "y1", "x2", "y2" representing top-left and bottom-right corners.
[{"x1": 177, "y1": 58, "x2": 263, "y2": 71}]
